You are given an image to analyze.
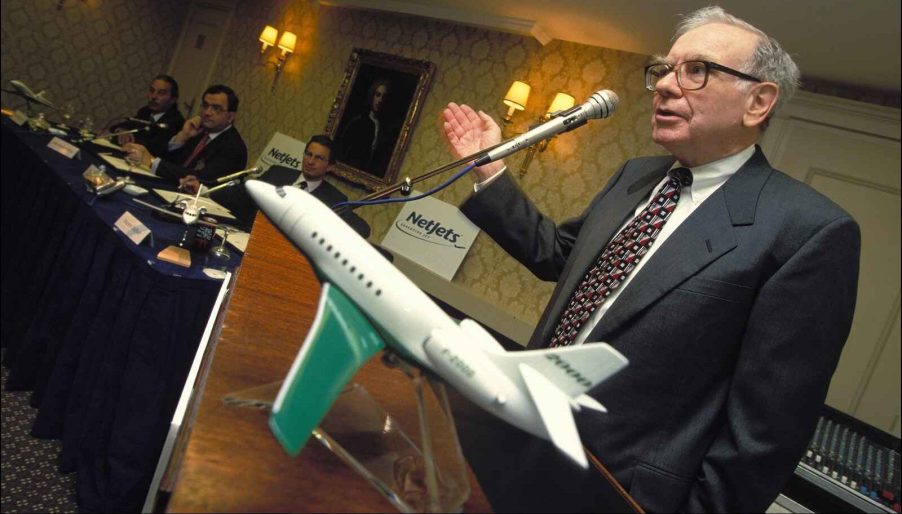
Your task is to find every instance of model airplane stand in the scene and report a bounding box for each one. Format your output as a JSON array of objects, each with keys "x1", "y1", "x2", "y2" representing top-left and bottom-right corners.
[{"x1": 223, "y1": 285, "x2": 471, "y2": 513}]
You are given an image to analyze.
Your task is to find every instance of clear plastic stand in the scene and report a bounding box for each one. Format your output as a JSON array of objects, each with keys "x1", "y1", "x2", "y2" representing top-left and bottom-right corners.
[{"x1": 222, "y1": 356, "x2": 471, "y2": 513}]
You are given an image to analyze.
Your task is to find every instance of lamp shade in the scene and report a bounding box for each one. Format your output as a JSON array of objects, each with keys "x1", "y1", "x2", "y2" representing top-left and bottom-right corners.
[
  {"x1": 547, "y1": 92, "x2": 576, "y2": 115},
  {"x1": 259, "y1": 25, "x2": 278, "y2": 47},
  {"x1": 503, "y1": 81, "x2": 530, "y2": 111},
  {"x1": 278, "y1": 31, "x2": 297, "y2": 54}
]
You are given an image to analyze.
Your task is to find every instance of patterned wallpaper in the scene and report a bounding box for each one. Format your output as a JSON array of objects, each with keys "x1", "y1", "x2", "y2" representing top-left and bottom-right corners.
[
  {"x1": 0, "y1": 0, "x2": 664, "y2": 327},
  {"x1": 0, "y1": 0, "x2": 187, "y2": 130},
  {"x1": 208, "y1": 1, "x2": 664, "y2": 326}
]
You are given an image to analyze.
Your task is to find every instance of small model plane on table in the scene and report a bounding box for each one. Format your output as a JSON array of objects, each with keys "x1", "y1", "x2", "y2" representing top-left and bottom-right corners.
[
  {"x1": 245, "y1": 180, "x2": 628, "y2": 468},
  {"x1": 7, "y1": 79, "x2": 57, "y2": 110}
]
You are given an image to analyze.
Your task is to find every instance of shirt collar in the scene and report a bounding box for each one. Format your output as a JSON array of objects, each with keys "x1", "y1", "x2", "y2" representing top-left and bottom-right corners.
[
  {"x1": 672, "y1": 144, "x2": 755, "y2": 205},
  {"x1": 293, "y1": 174, "x2": 322, "y2": 192},
  {"x1": 205, "y1": 124, "x2": 232, "y2": 141}
]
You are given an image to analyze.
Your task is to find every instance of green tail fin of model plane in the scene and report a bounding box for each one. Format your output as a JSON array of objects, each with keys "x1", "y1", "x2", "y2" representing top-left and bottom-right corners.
[{"x1": 269, "y1": 283, "x2": 386, "y2": 455}]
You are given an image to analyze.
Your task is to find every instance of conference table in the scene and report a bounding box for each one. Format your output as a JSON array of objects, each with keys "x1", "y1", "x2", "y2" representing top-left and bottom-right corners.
[
  {"x1": 2, "y1": 115, "x2": 640, "y2": 513},
  {"x1": 0, "y1": 117, "x2": 241, "y2": 512}
]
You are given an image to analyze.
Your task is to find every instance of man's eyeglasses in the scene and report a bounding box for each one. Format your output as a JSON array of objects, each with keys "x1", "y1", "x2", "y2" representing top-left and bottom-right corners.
[{"x1": 644, "y1": 60, "x2": 762, "y2": 92}]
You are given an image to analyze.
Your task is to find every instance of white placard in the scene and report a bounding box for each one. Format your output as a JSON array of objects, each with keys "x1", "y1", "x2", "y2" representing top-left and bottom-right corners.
[
  {"x1": 98, "y1": 153, "x2": 157, "y2": 177},
  {"x1": 47, "y1": 136, "x2": 79, "y2": 158},
  {"x1": 10, "y1": 110, "x2": 28, "y2": 125},
  {"x1": 90, "y1": 137, "x2": 124, "y2": 151},
  {"x1": 254, "y1": 131, "x2": 306, "y2": 172},
  {"x1": 381, "y1": 192, "x2": 480, "y2": 281},
  {"x1": 216, "y1": 227, "x2": 249, "y2": 253},
  {"x1": 114, "y1": 211, "x2": 151, "y2": 245}
]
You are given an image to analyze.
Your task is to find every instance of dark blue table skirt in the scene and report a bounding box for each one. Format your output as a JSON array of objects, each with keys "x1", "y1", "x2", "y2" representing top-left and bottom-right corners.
[{"x1": 1, "y1": 121, "x2": 236, "y2": 512}]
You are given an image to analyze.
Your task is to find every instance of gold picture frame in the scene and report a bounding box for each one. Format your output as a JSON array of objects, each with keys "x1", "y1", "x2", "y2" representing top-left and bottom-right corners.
[{"x1": 324, "y1": 48, "x2": 436, "y2": 191}]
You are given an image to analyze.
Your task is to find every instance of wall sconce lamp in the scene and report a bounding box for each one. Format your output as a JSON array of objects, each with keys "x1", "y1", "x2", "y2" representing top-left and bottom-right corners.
[
  {"x1": 518, "y1": 92, "x2": 576, "y2": 177},
  {"x1": 501, "y1": 80, "x2": 531, "y2": 132},
  {"x1": 258, "y1": 25, "x2": 297, "y2": 91}
]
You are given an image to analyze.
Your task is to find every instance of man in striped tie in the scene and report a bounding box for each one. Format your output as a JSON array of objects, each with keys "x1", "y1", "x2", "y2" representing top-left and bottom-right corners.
[
  {"x1": 441, "y1": 6, "x2": 859, "y2": 513},
  {"x1": 123, "y1": 84, "x2": 248, "y2": 191}
]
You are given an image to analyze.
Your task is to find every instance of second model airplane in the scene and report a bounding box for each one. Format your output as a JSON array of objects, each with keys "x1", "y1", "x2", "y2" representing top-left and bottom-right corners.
[{"x1": 245, "y1": 180, "x2": 628, "y2": 468}]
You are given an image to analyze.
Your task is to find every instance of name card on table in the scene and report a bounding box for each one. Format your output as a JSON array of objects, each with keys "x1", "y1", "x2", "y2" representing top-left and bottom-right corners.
[
  {"x1": 10, "y1": 110, "x2": 29, "y2": 126},
  {"x1": 114, "y1": 211, "x2": 152, "y2": 245},
  {"x1": 47, "y1": 136, "x2": 80, "y2": 159}
]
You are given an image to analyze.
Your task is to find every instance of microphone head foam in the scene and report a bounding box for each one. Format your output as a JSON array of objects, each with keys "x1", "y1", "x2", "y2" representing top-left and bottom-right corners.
[{"x1": 587, "y1": 90, "x2": 619, "y2": 119}]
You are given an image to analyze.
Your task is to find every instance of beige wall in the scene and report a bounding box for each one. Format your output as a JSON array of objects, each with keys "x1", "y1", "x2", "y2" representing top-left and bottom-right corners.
[
  {"x1": 1, "y1": 0, "x2": 664, "y2": 326},
  {"x1": 208, "y1": 1, "x2": 664, "y2": 326},
  {"x1": 1, "y1": 0, "x2": 187, "y2": 128}
]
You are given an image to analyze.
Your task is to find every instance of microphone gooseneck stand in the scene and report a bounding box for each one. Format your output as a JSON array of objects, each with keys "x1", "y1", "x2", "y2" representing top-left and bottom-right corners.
[{"x1": 332, "y1": 140, "x2": 507, "y2": 215}]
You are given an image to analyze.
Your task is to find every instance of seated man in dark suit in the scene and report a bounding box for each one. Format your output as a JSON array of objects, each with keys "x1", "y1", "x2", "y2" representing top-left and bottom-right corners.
[
  {"x1": 212, "y1": 134, "x2": 371, "y2": 237},
  {"x1": 123, "y1": 84, "x2": 247, "y2": 188},
  {"x1": 110, "y1": 74, "x2": 185, "y2": 156}
]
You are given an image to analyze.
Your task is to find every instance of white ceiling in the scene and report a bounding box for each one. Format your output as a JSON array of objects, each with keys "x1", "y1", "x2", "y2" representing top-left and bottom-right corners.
[{"x1": 324, "y1": 0, "x2": 901, "y2": 93}]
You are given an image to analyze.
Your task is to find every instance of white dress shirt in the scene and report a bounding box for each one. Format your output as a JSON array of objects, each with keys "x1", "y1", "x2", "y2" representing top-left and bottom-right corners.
[{"x1": 291, "y1": 175, "x2": 322, "y2": 194}]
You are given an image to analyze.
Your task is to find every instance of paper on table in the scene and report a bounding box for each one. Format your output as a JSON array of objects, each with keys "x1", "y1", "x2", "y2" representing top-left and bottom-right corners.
[
  {"x1": 98, "y1": 153, "x2": 158, "y2": 178},
  {"x1": 153, "y1": 189, "x2": 237, "y2": 220},
  {"x1": 216, "y1": 228, "x2": 249, "y2": 253},
  {"x1": 91, "y1": 138, "x2": 124, "y2": 151}
]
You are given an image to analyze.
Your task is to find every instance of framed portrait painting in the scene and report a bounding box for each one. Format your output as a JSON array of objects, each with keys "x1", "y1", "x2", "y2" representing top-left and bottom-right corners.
[{"x1": 324, "y1": 48, "x2": 436, "y2": 191}]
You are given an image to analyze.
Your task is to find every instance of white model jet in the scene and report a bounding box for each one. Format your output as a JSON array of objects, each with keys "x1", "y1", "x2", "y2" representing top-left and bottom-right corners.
[
  {"x1": 246, "y1": 180, "x2": 628, "y2": 468},
  {"x1": 8, "y1": 80, "x2": 57, "y2": 109}
]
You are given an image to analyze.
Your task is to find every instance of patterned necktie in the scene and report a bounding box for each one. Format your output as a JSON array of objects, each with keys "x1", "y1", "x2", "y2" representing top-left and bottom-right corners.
[
  {"x1": 549, "y1": 167, "x2": 693, "y2": 347},
  {"x1": 181, "y1": 133, "x2": 210, "y2": 168}
]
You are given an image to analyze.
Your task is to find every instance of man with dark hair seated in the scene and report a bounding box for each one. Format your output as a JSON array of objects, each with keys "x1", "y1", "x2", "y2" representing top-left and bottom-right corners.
[
  {"x1": 123, "y1": 84, "x2": 248, "y2": 187},
  {"x1": 211, "y1": 134, "x2": 371, "y2": 237},
  {"x1": 111, "y1": 74, "x2": 185, "y2": 156}
]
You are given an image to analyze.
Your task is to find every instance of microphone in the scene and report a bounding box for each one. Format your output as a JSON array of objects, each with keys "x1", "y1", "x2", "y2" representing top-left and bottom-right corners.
[
  {"x1": 201, "y1": 180, "x2": 239, "y2": 196},
  {"x1": 474, "y1": 89, "x2": 619, "y2": 166},
  {"x1": 127, "y1": 117, "x2": 169, "y2": 130},
  {"x1": 216, "y1": 166, "x2": 262, "y2": 183}
]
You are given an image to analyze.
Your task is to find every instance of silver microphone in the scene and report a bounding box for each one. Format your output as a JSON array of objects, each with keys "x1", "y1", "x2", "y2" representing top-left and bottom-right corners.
[
  {"x1": 127, "y1": 117, "x2": 169, "y2": 130},
  {"x1": 216, "y1": 166, "x2": 262, "y2": 183},
  {"x1": 474, "y1": 89, "x2": 619, "y2": 166}
]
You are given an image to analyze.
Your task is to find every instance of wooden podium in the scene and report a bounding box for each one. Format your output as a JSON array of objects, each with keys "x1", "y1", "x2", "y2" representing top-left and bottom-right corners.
[
  {"x1": 161, "y1": 213, "x2": 493, "y2": 512},
  {"x1": 161, "y1": 212, "x2": 641, "y2": 513}
]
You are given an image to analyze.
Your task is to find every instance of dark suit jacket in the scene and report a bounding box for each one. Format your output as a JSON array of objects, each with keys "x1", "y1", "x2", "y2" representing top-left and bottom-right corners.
[
  {"x1": 212, "y1": 165, "x2": 371, "y2": 237},
  {"x1": 110, "y1": 105, "x2": 184, "y2": 156},
  {"x1": 156, "y1": 125, "x2": 248, "y2": 185},
  {"x1": 460, "y1": 147, "x2": 860, "y2": 512}
]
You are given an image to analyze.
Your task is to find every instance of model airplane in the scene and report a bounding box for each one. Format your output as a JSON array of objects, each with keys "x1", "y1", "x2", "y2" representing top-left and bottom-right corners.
[
  {"x1": 134, "y1": 189, "x2": 210, "y2": 226},
  {"x1": 8, "y1": 80, "x2": 57, "y2": 109},
  {"x1": 245, "y1": 180, "x2": 628, "y2": 468}
]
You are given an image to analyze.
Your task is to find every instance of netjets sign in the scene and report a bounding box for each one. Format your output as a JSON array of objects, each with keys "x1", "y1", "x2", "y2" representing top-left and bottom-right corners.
[
  {"x1": 254, "y1": 131, "x2": 306, "y2": 172},
  {"x1": 395, "y1": 211, "x2": 465, "y2": 248},
  {"x1": 382, "y1": 192, "x2": 479, "y2": 280}
]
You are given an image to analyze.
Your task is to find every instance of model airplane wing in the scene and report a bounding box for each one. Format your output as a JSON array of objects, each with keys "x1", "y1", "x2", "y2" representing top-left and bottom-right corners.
[
  {"x1": 132, "y1": 198, "x2": 217, "y2": 228},
  {"x1": 269, "y1": 283, "x2": 386, "y2": 455}
]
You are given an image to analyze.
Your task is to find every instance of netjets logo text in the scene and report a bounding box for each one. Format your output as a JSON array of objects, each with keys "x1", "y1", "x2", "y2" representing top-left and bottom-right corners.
[{"x1": 396, "y1": 211, "x2": 466, "y2": 249}]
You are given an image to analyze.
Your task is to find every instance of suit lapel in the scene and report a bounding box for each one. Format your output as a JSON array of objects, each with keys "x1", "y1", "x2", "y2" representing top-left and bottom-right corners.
[
  {"x1": 535, "y1": 159, "x2": 673, "y2": 346},
  {"x1": 588, "y1": 148, "x2": 773, "y2": 340}
]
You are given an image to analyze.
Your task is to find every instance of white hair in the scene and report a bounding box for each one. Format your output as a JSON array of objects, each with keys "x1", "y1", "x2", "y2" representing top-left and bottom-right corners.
[{"x1": 675, "y1": 6, "x2": 800, "y2": 118}]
